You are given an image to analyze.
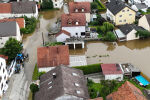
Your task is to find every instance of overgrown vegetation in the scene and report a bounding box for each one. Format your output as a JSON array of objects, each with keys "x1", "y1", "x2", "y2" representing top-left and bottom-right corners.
[
  {"x1": 89, "y1": 14, "x2": 106, "y2": 26},
  {"x1": 73, "y1": 63, "x2": 101, "y2": 75},
  {"x1": 30, "y1": 83, "x2": 39, "y2": 100},
  {"x1": 102, "y1": 32, "x2": 117, "y2": 42},
  {"x1": 136, "y1": 30, "x2": 150, "y2": 39},
  {"x1": 20, "y1": 16, "x2": 37, "y2": 34},
  {"x1": 1, "y1": 38, "x2": 23, "y2": 62},
  {"x1": 139, "y1": 9, "x2": 150, "y2": 15},
  {"x1": 41, "y1": 0, "x2": 53, "y2": 10},
  {"x1": 44, "y1": 42, "x2": 63, "y2": 46},
  {"x1": 91, "y1": 0, "x2": 106, "y2": 12}
]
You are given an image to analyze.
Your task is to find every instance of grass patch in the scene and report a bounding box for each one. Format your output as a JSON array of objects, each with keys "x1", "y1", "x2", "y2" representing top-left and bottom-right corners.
[
  {"x1": 32, "y1": 64, "x2": 39, "y2": 80},
  {"x1": 73, "y1": 63, "x2": 102, "y2": 75},
  {"x1": 95, "y1": 0, "x2": 106, "y2": 12},
  {"x1": 44, "y1": 42, "x2": 63, "y2": 46}
]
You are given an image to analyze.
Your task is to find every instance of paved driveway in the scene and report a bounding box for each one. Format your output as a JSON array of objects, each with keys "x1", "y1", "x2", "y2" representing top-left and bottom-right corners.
[{"x1": 2, "y1": 9, "x2": 63, "y2": 100}]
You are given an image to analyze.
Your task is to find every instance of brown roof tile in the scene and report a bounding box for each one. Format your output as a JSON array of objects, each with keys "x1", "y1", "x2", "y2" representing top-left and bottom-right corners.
[
  {"x1": 0, "y1": 18, "x2": 25, "y2": 28},
  {"x1": 61, "y1": 13, "x2": 86, "y2": 27},
  {"x1": 89, "y1": 97, "x2": 103, "y2": 100},
  {"x1": 0, "y1": 3, "x2": 11, "y2": 13},
  {"x1": 106, "y1": 81, "x2": 147, "y2": 100},
  {"x1": 0, "y1": 55, "x2": 8, "y2": 60},
  {"x1": 56, "y1": 30, "x2": 70, "y2": 37},
  {"x1": 37, "y1": 45, "x2": 69, "y2": 68},
  {"x1": 69, "y1": 2, "x2": 91, "y2": 13}
]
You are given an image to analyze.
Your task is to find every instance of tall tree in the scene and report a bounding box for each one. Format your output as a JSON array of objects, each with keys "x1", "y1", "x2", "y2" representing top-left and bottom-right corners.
[{"x1": 42, "y1": 0, "x2": 53, "y2": 9}]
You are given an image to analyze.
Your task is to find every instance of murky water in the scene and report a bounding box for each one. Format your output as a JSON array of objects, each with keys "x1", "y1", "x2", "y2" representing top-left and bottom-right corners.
[{"x1": 70, "y1": 39, "x2": 150, "y2": 78}]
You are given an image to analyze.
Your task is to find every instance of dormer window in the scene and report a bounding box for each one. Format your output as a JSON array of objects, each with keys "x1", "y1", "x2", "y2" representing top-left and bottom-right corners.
[
  {"x1": 68, "y1": 21, "x2": 72, "y2": 25},
  {"x1": 76, "y1": 90, "x2": 81, "y2": 94},
  {"x1": 72, "y1": 72, "x2": 78, "y2": 76},
  {"x1": 81, "y1": 8, "x2": 85, "y2": 12},
  {"x1": 75, "y1": 21, "x2": 79, "y2": 25},
  {"x1": 75, "y1": 8, "x2": 78, "y2": 12},
  {"x1": 75, "y1": 83, "x2": 79, "y2": 87}
]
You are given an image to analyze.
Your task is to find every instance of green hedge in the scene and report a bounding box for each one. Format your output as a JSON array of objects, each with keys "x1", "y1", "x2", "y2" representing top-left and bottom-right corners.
[
  {"x1": 73, "y1": 63, "x2": 102, "y2": 75},
  {"x1": 95, "y1": 0, "x2": 106, "y2": 12},
  {"x1": 32, "y1": 64, "x2": 38, "y2": 80}
]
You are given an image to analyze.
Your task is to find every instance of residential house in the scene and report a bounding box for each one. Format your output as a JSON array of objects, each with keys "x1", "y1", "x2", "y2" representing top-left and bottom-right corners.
[
  {"x1": 0, "y1": 1, "x2": 38, "y2": 19},
  {"x1": 74, "y1": 0, "x2": 93, "y2": 2},
  {"x1": 131, "y1": 3, "x2": 148, "y2": 12},
  {"x1": 37, "y1": 45, "x2": 69, "y2": 72},
  {"x1": 101, "y1": 64, "x2": 123, "y2": 81},
  {"x1": 128, "y1": 0, "x2": 150, "y2": 7},
  {"x1": 0, "y1": 21, "x2": 21, "y2": 48},
  {"x1": 52, "y1": 0, "x2": 63, "y2": 9},
  {"x1": 106, "y1": 0, "x2": 136, "y2": 25},
  {"x1": 138, "y1": 14, "x2": 150, "y2": 31},
  {"x1": 56, "y1": 30, "x2": 70, "y2": 42},
  {"x1": 114, "y1": 24, "x2": 144, "y2": 41},
  {"x1": 69, "y1": 2, "x2": 91, "y2": 22},
  {"x1": 61, "y1": 13, "x2": 86, "y2": 38},
  {"x1": 106, "y1": 81, "x2": 147, "y2": 100},
  {"x1": 0, "y1": 57, "x2": 9, "y2": 98},
  {"x1": 0, "y1": 18, "x2": 25, "y2": 28},
  {"x1": 35, "y1": 66, "x2": 89, "y2": 100}
]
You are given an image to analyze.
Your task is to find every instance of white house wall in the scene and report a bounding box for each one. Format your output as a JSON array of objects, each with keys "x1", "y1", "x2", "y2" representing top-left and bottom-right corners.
[
  {"x1": 62, "y1": 26, "x2": 86, "y2": 37},
  {"x1": 126, "y1": 29, "x2": 139, "y2": 41},
  {"x1": 0, "y1": 57, "x2": 8, "y2": 97},
  {"x1": 56, "y1": 33, "x2": 70, "y2": 42},
  {"x1": 105, "y1": 74, "x2": 123, "y2": 81},
  {"x1": 39, "y1": 67, "x2": 55, "y2": 72},
  {"x1": 138, "y1": 15, "x2": 150, "y2": 31}
]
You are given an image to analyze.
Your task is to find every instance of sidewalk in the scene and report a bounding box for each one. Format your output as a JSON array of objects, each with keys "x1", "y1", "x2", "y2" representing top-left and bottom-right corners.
[{"x1": 2, "y1": 68, "x2": 29, "y2": 100}]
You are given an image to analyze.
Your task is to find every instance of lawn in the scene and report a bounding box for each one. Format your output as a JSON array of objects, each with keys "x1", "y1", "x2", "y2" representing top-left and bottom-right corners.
[{"x1": 32, "y1": 64, "x2": 39, "y2": 80}]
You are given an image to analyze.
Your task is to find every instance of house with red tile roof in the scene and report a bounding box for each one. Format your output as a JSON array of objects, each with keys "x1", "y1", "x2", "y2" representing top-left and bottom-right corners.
[
  {"x1": 101, "y1": 64, "x2": 123, "y2": 81},
  {"x1": 69, "y1": 2, "x2": 91, "y2": 22},
  {"x1": 61, "y1": 13, "x2": 86, "y2": 39},
  {"x1": 74, "y1": 0, "x2": 93, "y2": 2},
  {"x1": 56, "y1": 30, "x2": 70, "y2": 42},
  {"x1": 37, "y1": 45, "x2": 70, "y2": 72},
  {"x1": 0, "y1": 1, "x2": 38, "y2": 19},
  {"x1": 0, "y1": 18, "x2": 25, "y2": 28},
  {"x1": 106, "y1": 81, "x2": 147, "y2": 100}
]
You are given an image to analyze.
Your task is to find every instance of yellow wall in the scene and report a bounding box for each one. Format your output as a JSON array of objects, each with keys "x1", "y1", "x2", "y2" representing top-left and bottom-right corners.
[
  {"x1": 138, "y1": 15, "x2": 150, "y2": 31},
  {"x1": 115, "y1": 7, "x2": 136, "y2": 26}
]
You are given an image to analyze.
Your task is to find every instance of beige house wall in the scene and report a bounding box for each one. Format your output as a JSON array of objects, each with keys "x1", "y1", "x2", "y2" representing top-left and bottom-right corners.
[
  {"x1": 126, "y1": 29, "x2": 139, "y2": 41},
  {"x1": 138, "y1": 15, "x2": 150, "y2": 31},
  {"x1": 85, "y1": 13, "x2": 91, "y2": 22},
  {"x1": 115, "y1": 7, "x2": 136, "y2": 25}
]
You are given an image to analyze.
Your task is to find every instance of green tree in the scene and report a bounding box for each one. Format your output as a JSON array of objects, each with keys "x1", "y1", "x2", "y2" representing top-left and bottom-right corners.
[
  {"x1": 136, "y1": 30, "x2": 150, "y2": 39},
  {"x1": 42, "y1": 0, "x2": 53, "y2": 9},
  {"x1": 91, "y1": 2, "x2": 98, "y2": 10},
  {"x1": 103, "y1": 32, "x2": 117, "y2": 42},
  {"x1": 30, "y1": 83, "x2": 39, "y2": 93},
  {"x1": 38, "y1": 71, "x2": 46, "y2": 78},
  {"x1": 99, "y1": 26, "x2": 106, "y2": 34},
  {"x1": 2, "y1": 38, "x2": 23, "y2": 62},
  {"x1": 103, "y1": 22, "x2": 114, "y2": 32}
]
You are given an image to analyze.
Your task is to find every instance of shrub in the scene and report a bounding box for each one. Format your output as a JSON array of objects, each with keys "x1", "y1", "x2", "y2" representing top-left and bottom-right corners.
[
  {"x1": 103, "y1": 32, "x2": 117, "y2": 42},
  {"x1": 30, "y1": 83, "x2": 39, "y2": 93},
  {"x1": 136, "y1": 30, "x2": 150, "y2": 39},
  {"x1": 42, "y1": 0, "x2": 53, "y2": 10},
  {"x1": 95, "y1": 0, "x2": 106, "y2": 12},
  {"x1": 73, "y1": 63, "x2": 101, "y2": 75},
  {"x1": 91, "y1": 2, "x2": 98, "y2": 10},
  {"x1": 32, "y1": 64, "x2": 39, "y2": 80}
]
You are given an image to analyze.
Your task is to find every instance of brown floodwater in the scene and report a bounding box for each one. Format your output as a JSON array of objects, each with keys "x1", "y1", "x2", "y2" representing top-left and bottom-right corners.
[{"x1": 70, "y1": 39, "x2": 150, "y2": 78}]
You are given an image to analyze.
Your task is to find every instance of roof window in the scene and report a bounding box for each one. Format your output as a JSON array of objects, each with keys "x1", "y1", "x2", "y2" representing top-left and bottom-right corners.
[
  {"x1": 72, "y1": 72, "x2": 78, "y2": 76},
  {"x1": 48, "y1": 86, "x2": 52, "y2": 89},
  {"x1": 75, "y1": 21, "x2": 79, "y2": 25},
  {"x1": 76, "y1": 90, "x2": 81, "y2": 94},
  {"x1": 81, "y1": 8, "x2": 85, "y2": 12},
  {"x1": 75, "y1": 83, "x2": 79, "y2": 87}
]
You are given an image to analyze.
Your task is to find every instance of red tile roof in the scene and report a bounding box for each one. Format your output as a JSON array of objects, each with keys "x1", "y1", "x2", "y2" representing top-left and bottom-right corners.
[
  {"x1": 0, "y1": 3, "x2": 11, "y2": 13},
  {"x1": 56, "y1": 30, "x2": 70, "y2": 37},
  {"x1": 61, "y1": 13, "x2": 86, "y2": 27},
  {"x1": 101, "y1": 64, "x2": 123, "y2": 75},
  {"x1": 0, "y1": 55, "x2": 8, "y2": 60},
  {"x1": 89, "y1": 97, "x2": 103, "y2": 100},
  {"x1": 106, "y1": 81, "x2": 147, "y2": 100},
  {"x1": 0, "y1": 18, "x2": 25, "y2": 28},
  {"x1": 37, "y1": 45, "x2": 69, "y2": 68},
  {"x1": 69, "y1": 2, "x2": 91, "y2": 13}
]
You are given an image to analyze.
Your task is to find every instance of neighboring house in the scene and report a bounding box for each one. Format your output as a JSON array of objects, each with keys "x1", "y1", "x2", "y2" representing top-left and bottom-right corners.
[
  {"x1": 131, "y1": 3, "x2": 148, "y2": 12},
  {"x1": 56, "y1": 30, "x2": 70, "y2": 42},
  {"x1": 106, "y1": 0, "x2": 136, "y2": 25},
  {"x1": 106, "y1": 81, "x2": 147, "y2": 100},
  {"x1": 0, "y1": 21, "x2": 21, "y2": 48},
  {"x1": 0, "y1": 1, "x2": 38, "y2": 19},
  {"x1": 115, "y1": 24, "x2": 144, "y2": 41},
  {"x1": 74, "y1": 0, "x2": 93, "y2": 2},
  {"x1": 0, "y1": 18, "x2": 25, "y2": 28},
  {"x1": 61, "y1": 13, "x2": 86, "y2": 38},
  {"x1": 52, "y1": 0, "x2": 63, "y2": 9},
  {"x1": 37, "y1": 45, "x2": 69, "y2": 72},
  {"x1": 69, "y1": 2, "x2": 91, "y2": 22},
  {"x1": 0, "y1": 57, "x2": 9, "y2": 98},
  {"x1": 101, "y1": 64, "x2": 123, "y2": 81},
  {"x1": 138, "y1": 14, "x2": 150, "y2": 31},
  {"x1": 35, "y1": 66, "x2": 89, "y2": 100}
]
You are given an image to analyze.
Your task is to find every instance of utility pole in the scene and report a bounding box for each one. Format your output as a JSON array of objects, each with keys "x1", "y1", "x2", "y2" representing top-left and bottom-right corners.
[{"x1": 42, "y1": 32, "x2": 44, "y2": 46}]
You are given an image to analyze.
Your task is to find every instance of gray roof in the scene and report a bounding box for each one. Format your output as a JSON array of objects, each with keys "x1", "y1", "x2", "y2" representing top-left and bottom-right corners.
[
  {"x1": 0, "y1": 21, "x2": 17, "y2": 37},
  {"x1": 35, "y1": 66, "x2": 89, "y2": 100},
  {"x1": 106, "y1": 0, "x2": 135, "y2": 15},
  {"x1": 135, "y1": 3, "x2": 148, "y2": 9},
  {"x1": 118, "y1": 24, "x2": 145, "y2": 35},
  {"x1": 11, "y1": 1, "x2": 36, "y2": 14},
  {"x1": 145, "y1": 14, "x2": 150, "y2": 25}
]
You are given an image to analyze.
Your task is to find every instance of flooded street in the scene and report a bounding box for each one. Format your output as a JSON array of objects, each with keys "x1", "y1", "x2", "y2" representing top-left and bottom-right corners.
[{"x1": 70, "y1": 39, "x2": 150, "y2": 78}]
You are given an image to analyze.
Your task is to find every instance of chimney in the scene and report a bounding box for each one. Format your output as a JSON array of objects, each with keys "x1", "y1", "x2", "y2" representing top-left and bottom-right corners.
[{"x1": 52, "y1": 73, "x2": 56, "y2": 79}]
